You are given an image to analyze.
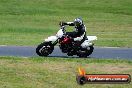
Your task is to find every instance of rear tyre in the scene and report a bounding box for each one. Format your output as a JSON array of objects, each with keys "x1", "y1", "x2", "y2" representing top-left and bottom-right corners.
[
  {"x1": 36, "y1": 42, "x2": 54, "y2": 56},
  {"x1": 77, "y1": 46, "x2": 94, "y2": 58}
]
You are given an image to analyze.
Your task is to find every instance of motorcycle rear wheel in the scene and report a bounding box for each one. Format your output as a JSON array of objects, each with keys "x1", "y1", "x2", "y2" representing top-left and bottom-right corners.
[{"x1": 77, "y1": 46, "x2": 94, "y2": 58}]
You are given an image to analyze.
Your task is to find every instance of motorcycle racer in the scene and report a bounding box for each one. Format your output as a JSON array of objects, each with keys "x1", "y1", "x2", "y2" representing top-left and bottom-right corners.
[
  {"x1": 36, "y1": 17, "x2": 97, "y2": 57},
  {"x1": 59, "y1": 18, "x2": 87, "y2": 43}
]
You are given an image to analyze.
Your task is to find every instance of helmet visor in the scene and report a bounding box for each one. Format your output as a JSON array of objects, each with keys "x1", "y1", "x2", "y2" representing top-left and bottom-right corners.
[{"x1": 74, "y1": 21, "x2": 80, "y2": 27}]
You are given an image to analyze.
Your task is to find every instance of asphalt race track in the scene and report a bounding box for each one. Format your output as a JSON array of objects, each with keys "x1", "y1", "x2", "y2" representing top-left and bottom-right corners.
[{"x1": 0, "y1": 46, "x2": 132, "y2": 59}]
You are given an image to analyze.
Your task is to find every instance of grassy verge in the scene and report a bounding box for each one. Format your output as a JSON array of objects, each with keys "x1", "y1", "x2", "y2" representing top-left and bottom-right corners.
[
  {"x1": 0, "y1": 56, "x2": 132, "y2": 88},
  {"x1": 0, "y1": 0, "x2": 132, "y2": 47}
]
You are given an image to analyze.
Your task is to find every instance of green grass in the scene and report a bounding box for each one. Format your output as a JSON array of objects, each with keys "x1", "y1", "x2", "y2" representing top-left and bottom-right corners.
[
  {"x1": 0, "y1": 0, "x2": 132, "y2": 47},
  {"x1": 0, "y1": 56, "x2": 132, "y2": 88}
]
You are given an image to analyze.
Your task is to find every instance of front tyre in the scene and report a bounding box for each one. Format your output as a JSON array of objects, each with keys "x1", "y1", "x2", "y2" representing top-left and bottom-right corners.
[
  {"x1": 77, "y1": 46, "x2": 94, "y2": 58},
  {"x1": 36, "y1": 42, "x2": 54, "y2": 56}
]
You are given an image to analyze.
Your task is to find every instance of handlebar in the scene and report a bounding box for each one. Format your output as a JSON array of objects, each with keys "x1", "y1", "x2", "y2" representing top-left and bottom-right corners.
[{"x1": 59, "y1": 21, "x2": 65, "y2": 27}]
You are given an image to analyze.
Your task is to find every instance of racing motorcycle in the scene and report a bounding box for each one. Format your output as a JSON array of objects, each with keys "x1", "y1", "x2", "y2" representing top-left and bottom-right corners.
[{"x1": 36, "y1": 25, "x2": 97, "y2": 57}]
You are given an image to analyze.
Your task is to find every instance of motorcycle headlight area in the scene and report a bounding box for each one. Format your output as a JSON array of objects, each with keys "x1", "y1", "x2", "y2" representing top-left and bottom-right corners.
[{"x1": 56, "y1": 29, "x2": 64, "y2": 38}]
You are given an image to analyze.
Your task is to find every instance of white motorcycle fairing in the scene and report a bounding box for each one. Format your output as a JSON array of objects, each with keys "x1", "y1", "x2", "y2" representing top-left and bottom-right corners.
[
  {"x1": 81, "y1": 36, "x2": 97, "y2": 48},
  {"x1": 56, "y1": 28, "x2": 64, "y2": 38},
  {"x1": 45, "y1": 36, "x2": 58, "y2": 42},
  {"x1": 45, "y1": 28, "x2": 64, "y2": 42}
]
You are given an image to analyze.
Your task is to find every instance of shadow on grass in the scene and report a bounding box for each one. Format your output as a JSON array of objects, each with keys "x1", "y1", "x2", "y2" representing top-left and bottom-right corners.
[{"x1": 43, "y1": 55, "x2": 92, "y2": 59}]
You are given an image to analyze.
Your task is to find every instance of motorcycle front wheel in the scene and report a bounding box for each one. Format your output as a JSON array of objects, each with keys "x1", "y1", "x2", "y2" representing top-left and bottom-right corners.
[{"x1": 36, "y1": 42, "x2": 54, "y2": 56}]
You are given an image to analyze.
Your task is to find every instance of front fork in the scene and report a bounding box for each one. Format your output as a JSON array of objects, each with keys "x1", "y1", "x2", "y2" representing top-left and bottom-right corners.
[{"x1": 52, "y1": 39, "x2": 58, "y2": 46}]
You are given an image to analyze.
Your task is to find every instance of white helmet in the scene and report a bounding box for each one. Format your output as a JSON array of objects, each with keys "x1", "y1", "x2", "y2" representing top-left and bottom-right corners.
[{"x1": 74, "y1": 18, "x2": 83, "y2": 27}]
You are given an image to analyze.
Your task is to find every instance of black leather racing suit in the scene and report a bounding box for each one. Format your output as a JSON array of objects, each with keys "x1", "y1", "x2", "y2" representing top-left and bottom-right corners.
[{"x1": 64, "y1": 22, "x2": 87, "y2": 43}]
